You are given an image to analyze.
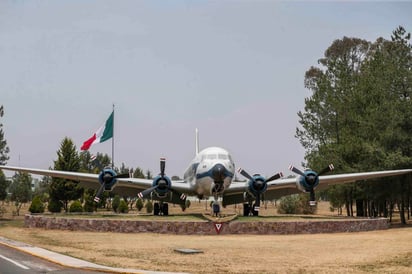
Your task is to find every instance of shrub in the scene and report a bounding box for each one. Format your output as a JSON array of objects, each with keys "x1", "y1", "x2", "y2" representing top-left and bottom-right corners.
[
  {"x1": 145, "y1": 200, "x2": 153, "y2": 213},
  {"x1": 83, "y1": 190, "x2": 96, "y2": 213},
  {"x1": 83, "y1": 198, "x2": 95, "y2": 212},
  {"x1": 299, "y1": 194, "x2": 317, "y2": 214},
  {"x1": 277, "y1": 195, "x2": 300, "y2": 214},
  {"x1": 118, "y1": 199, "x2": 129, "y2": 213},
  {"x1": 29, "y1": 196, "x2": 45, "y2": 214},
  {"x1": 112, "y1": 195, "x2": 120, "y2": 213},
  {"x1": 69, "y1": 200, "x2": 83, "y2": 213},
  {"x1": 135, "y1": 198, "x2": 144, "y2": 211},
  {"x1": 277, "y1": 194, "x2": 318, "y2": 214},
  {"x1": 48, "y1": 199, "x2": 62, "y2": 213}
]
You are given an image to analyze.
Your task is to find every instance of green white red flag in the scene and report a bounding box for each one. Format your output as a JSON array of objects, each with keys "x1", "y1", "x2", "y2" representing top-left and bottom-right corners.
[{"x1": 81, "y1": 111, "x2": 114, "y2": 151}]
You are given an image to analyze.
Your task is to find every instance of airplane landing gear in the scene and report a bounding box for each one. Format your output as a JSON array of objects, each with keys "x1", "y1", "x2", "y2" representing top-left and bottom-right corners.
[
  {"x1": 153, "y1": 202, "x2": 169, "y2": 216},
  {"x1": 243, "y1": 203, "x2": 259, "y2": 216}
]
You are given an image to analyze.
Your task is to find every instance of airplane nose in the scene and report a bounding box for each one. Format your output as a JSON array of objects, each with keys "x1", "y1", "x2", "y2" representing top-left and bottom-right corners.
[{"x1": 212, "y1": 163, "x2": 226, "y2": 182}]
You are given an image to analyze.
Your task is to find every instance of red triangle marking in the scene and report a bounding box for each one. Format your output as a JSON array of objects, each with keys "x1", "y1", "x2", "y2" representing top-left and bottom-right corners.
[{"x1": 213, "y1": 222, "x2": 223, "y2": 234}]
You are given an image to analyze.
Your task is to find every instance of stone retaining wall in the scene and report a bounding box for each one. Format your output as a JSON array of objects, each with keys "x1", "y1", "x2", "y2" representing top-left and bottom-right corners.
[{"x1": 24, "y1": 215, "x2": 389, "y2": 235}]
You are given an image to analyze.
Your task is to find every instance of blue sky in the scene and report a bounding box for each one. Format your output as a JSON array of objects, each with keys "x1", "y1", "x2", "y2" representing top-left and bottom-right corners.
[{"x1": 1, "y1": 1, "x2": 411, "y2": 178}]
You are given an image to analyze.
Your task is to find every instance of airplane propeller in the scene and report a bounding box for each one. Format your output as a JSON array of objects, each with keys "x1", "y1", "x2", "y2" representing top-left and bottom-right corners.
[
  {"x1": 91, "y1": 155, "x2": 129, "y2": 203},
  {"x1": 288, "y1": 163, "x2": 334, "y2": 205},
  {"x1": 137, "y1": 158, "x2": 186, "y2": 201},
  {"x1": 94, "y1": 172, "x2": 129, "y2": 203},
  {"x1": 238, "y1": 168, "x2": 283, "y2": 211}
]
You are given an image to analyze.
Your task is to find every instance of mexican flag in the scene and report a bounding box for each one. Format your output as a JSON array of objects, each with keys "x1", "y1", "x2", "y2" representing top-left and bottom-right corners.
[{"x1": 81, "y1": 111, "x2": 114, "y2": 151}]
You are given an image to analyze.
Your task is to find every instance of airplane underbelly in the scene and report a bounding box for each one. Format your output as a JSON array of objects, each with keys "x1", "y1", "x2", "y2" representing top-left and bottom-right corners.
[{"x1": 195, "y1": 177, "x2": 231, "y2": 197}]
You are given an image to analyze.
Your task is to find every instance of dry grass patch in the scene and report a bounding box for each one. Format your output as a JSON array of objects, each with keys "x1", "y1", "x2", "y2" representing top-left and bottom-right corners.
[{"x1": 0, "y1": 225, "x2": 412, "y2": 273}]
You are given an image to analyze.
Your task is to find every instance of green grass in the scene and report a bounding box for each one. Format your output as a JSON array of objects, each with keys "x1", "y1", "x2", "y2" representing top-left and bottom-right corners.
[{"x1": 0, "y1": 218, "x2": 25, "y2": 228}]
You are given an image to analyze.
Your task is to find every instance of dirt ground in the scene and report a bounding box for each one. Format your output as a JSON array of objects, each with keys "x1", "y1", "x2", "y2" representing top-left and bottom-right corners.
[{"x1": 1, "y1": 201, "x2": 411, "y2": 273}]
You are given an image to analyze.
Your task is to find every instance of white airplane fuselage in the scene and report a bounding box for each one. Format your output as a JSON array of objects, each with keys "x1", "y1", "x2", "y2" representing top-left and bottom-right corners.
[{"x1": 183, "y1": 146, "x2": 235, "y2": 199}]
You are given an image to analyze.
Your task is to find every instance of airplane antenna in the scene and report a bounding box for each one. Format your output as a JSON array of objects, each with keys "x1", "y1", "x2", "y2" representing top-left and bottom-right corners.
[{"x1": 195, "y1": 128, "x2": 199, "y2": 155}]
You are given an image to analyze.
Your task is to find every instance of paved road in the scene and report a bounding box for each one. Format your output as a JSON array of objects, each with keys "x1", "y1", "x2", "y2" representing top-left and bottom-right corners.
[
  {"x1": 0, "y1": 236, "x2": 188, "y2": 274},
  {"x1": 0, "y1": 244, "x2": 99, "y2": 274}
]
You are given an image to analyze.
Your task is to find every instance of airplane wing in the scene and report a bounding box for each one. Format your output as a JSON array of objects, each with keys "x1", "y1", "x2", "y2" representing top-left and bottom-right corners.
[
  {"x1": 222, "y1": 169, "x2": 412, "y2": 206},
  {"x1": 0, "y1": 165, "x2": 192, "y2": 198}
]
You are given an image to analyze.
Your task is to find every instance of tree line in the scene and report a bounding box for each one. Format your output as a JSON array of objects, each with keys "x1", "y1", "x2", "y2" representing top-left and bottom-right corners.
[
  {"x1": 297, "y1": 26, "x2": 412, "y2": 223},
  {"x1": 0, "y1": 133, "x2": 159, "y2": 215}
]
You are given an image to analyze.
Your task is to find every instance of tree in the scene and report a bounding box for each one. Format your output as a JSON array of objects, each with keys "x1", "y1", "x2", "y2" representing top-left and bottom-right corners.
[
  {"x1": 133, "y1": 167, "x2": 145, "y2": 178},
  {"x1": 112, "y1": 195, "x2": 120, "y2": 213},
  {"x1": 48, "y1": 199, "x2": 63, "y2": 213},
  {"x1": 29, "y1": 195, "x2": 45, "y2": 214},
  {"x1": 118, "y1": 199, "x2": 129, "y2": 213},
  {"x1": 32, "y1": 175, "x2": 51, "y2": 200},
  {"x1": 146, "y1": 170, "x2": 153, "y2": 179},
  {"x1": 83, "y1": 189, "x2": 96, "y2": 212},
  {"x1": 49, "y1": 137, "x2": 83, "y2": 212},
  {"x1": 0, "y1": 171, "x2": 9, "y2": 202},
  {"x1": 296, "y1": 27, "x2": 412, "y2": 222},
  {"x1": 79, "y1": 151, "x2": 111, "y2": 173},
  {"x1": 0, "y1": 105, "x2": 10, "y2": 165},
  {"x1": 297, "y1": 36, "x2": 371, "y2": 172},
  {"x1": 145, "y1": 200, "x2": 153, "y2": 213},
  {"x1": 69, "y1": 200, "x2": 83, "y2": 213},
  {"x1": 9, "y1": 171, "x2": 32, "y2": 216},
  {"x1": 0, "y1": 106, "x2": 10, "y2": 202},
  {"x1": 135, "y1": 198, "x2": 144, "y2": 211}
]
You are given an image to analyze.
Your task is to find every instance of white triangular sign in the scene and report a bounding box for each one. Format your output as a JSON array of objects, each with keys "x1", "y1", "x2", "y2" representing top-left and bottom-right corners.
[{"x1": 213, "y1": 222, "x2": 223, "y2": 234}]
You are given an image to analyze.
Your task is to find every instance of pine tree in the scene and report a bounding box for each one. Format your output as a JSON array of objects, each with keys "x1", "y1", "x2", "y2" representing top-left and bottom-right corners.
[
  {"x1": 0, "y1": 105, "x2": 10, "y2": 201},
  {"x1": 49, "y1": 137, "x2": 83, "y2": 212},
  {"x1": 0, "y1": 105, "x2": 10, "y2": 165}
]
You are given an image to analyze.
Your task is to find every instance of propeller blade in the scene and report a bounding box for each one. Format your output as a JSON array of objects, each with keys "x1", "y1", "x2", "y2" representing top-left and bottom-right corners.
[
  {"x1": 94, "y1": 184, "x2": 105, "y2": 203},
  {"x1": 160, "y1": 158, "x2": 166, "y2": 177},
  {"x1": 318, "y1": 164, "x2": 334, "y2": 176},
  {"x1": 237, "y1": 168, "x2": 254, "y2": 181},
  {"x1": 265, "y1": 172, "x2": 283, "y2": 183},
  {"x1": 309, "y1": 190, "x2": 316, "y2": 206},
  {"x1": 137, "y1": 185, "x2": 158, "y2": 199},
  {"x1": 288, "y1": 164, "x2": 305, "y2": 176}
]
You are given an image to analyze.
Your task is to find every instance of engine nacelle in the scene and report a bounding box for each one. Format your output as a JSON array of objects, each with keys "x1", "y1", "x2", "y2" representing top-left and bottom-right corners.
[
  {"x1": 295, "y1": 170, "x2": 320, "y2": 193},
  {"x1": 247, "y1": 174, "x2": 268, "y2": 197},
  {"x1": 98, "y1": 168, "x2": 118, "y2": 191},
  {"x1": 151, "y1": 175, "x2": 172, "y2": 198}
]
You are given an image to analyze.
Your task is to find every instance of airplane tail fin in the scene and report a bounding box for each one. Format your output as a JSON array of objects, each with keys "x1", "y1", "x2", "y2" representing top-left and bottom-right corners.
[{"x1": 195, "y1": 128, "x2": 199, "y2": 155}]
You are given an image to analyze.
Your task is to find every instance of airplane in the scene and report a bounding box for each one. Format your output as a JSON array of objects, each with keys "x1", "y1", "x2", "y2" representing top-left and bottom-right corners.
[{"x1": 1, "y1": 129, "x2": 412, "y2": 216}]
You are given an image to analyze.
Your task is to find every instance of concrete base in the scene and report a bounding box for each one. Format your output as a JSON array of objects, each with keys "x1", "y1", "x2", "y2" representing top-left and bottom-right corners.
[{"x1": 24, "y1": 214, "x2": 389, "y2": 235}]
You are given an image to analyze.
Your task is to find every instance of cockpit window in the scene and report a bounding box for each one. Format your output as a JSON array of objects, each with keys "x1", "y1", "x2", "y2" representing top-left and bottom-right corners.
[
  {"x1": 207, "y1": 154, "x2": 217, "y2": 160},
  {"x1": 218, "y1": 154, "x2": 228, "y2": 160}
]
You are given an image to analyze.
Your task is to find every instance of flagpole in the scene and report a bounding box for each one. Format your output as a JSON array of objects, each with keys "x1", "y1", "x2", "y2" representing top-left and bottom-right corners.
[{"x1": 112, "y1": 104, "x2": 115, "y2": 169}]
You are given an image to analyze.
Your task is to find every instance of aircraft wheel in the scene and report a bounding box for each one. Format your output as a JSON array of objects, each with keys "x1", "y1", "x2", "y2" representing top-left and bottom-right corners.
[
  {"x1": 252, "y1": 203, "x2": 259, "y2": 216},
  {"x1": 154, "y1": 202, "x2": 160, "y2": 215},
  {"x1": 162, "y1": 203, "x2": 169, "y2": 216},
  {"x1": 243, "y1": 203, "x2": 250, "y2": 216}
]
